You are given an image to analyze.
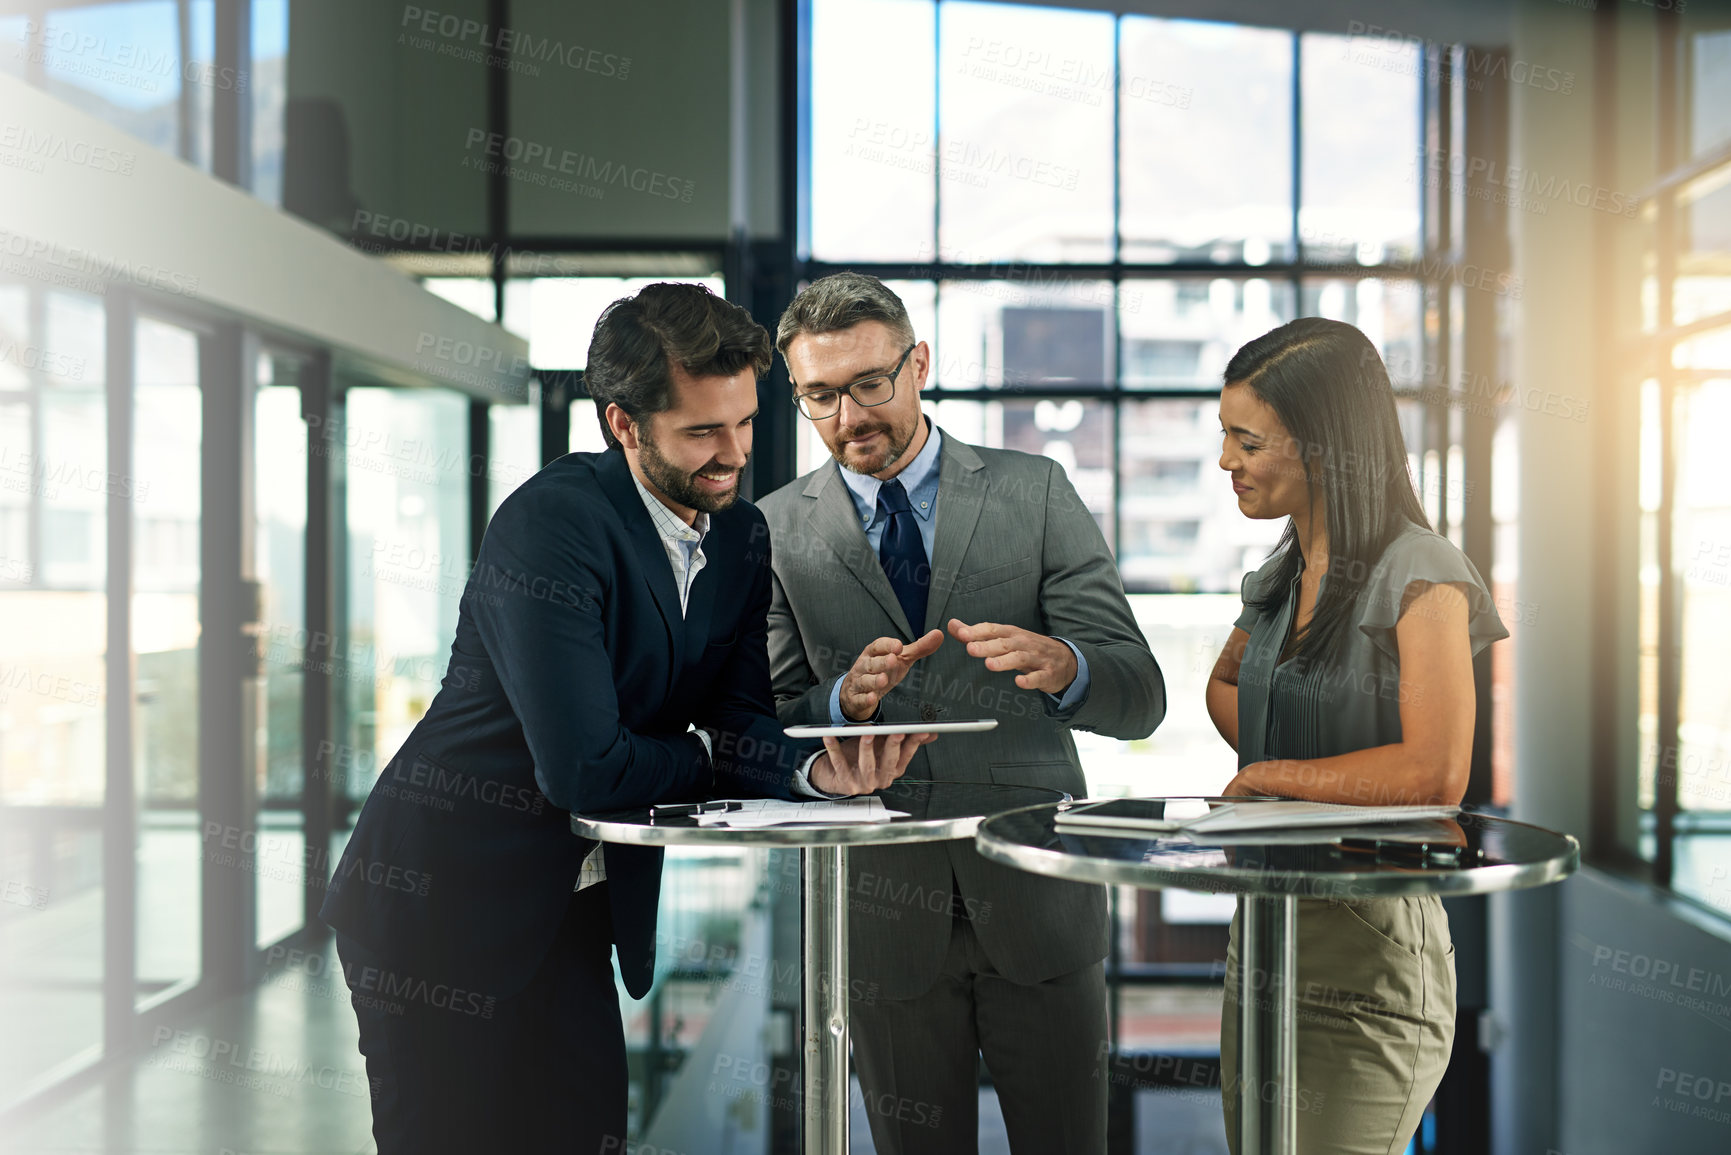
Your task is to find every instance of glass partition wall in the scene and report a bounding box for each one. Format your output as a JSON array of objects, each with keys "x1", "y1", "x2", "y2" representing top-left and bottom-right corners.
[{"x1": 0, "y1": 268, "x2": 513, "y2": 1119}]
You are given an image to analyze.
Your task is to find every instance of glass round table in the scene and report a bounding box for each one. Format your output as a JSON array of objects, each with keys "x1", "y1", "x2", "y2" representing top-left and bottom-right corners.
[
  {"x1": 973, "y1": 797, "x2": 1580, "y2": 1155},
  {"x1": 574, "y1": 779, "x2": 1069, "y2": 1155}
]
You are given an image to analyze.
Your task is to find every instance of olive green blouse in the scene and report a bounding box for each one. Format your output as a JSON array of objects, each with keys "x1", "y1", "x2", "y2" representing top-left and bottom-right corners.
[{"x1": 1233, "y1": 522, "x2": 1509, "y2": 769}]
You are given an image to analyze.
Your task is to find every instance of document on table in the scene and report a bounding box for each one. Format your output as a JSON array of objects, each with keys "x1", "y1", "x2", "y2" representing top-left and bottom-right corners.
[
  {"x1": 693, "y1": 798, "x2": 910, "y2": 828},
  {"x1": 1056, "y1": 800, "x2": 1459, "y2": 838}
]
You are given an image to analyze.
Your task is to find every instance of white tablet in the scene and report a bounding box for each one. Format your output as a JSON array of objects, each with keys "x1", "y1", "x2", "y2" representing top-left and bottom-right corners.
[{"x1": 783, "y1": 719, "x2": 999, "y2": 738}]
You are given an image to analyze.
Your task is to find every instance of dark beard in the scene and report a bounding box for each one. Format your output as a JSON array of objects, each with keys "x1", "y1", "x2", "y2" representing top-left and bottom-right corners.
[{"x1": 638, "y1": 429, "x2": 747, "y2": 514}]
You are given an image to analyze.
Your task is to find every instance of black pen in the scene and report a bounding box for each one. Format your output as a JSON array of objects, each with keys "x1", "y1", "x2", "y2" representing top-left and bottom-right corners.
[{"x1": 649, "y1": 800, "x2": 743, "y2": 819}]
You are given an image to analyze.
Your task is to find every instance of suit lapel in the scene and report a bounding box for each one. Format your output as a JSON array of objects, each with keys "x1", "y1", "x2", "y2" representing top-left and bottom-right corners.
[
  {"x1": 924, "y1": 434, "x2": 986, "y2": 632},
  {"x1": 596, "y1": 450, "x2": 684, "y2": 667},
  {"x1": 805, "y1": 462, "x2": 912, "y2": 637}
]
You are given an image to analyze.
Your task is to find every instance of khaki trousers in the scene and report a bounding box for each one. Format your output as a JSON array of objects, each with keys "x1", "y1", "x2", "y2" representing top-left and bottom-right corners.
[{"x1": 1220, "y1": 895, "x2": 1456, "y2": 1155}]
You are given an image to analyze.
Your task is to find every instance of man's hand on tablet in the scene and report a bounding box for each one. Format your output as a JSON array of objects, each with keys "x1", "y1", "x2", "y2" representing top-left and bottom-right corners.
[{"x1": 809, "y1": 731, "x2": 937, "y2": 796}]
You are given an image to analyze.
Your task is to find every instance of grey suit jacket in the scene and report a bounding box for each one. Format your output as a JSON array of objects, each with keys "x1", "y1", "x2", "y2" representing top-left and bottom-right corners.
[{"x1": 759, "y1": 430, "x2": 1165, "y2": 998}]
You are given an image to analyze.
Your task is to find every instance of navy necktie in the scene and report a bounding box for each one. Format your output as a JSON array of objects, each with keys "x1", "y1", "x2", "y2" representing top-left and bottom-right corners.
[{"x1": 877, "y1": 478, "x2": 930, "y2": 634}]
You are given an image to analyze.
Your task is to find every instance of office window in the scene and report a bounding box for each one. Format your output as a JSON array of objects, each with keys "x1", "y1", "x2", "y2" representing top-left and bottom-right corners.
[
  {"x1": 807, "y1": 6, "x2": 1442, "y2": 595},
  {"x1": 341, "y1": 387, "x2": 469, "y2": 810},
  {"x1": 252, "y1": 0, "x2": 288, "y2": 204},
  {"x1": 808, "y1": 0, "x2": 936, "y2": 261},
  {"x1": 936, "y1": 3, "x2": 1115, "y2": 263},
  {"x1": 414, "y1": 277, "x2": 543, "y2": 514},
  {"x1": 133, "y1": 315, "x2": 202, "y2": 1001},
  {"x1": 489, "y1": 394, "x2": 542, "y2": 516},
  {"x1": 256, "y1": 357, "x2": 307, "y2": 948},
  {"x1": 422, "y1": 277, "x2": 497, "y2": 323},
  {"x1": 1626, "y1": 19, "x2": 1731, "y2": 912},
  {"x1": 14, "y1": 1, "x2": 204, "y2": 166},
  {"x1": 1299, "y1": 33, "x2": 1423, "y2": 263},
  {"x1": 0, "y1": 283, "x2": 107, "y2": 1104},
  {"x1": 1120, "y1": 279, "x2": 1294, "y2": 389},
  {"x1": 1119, "y1": 19, "x2": 1293, "y2": 265}
]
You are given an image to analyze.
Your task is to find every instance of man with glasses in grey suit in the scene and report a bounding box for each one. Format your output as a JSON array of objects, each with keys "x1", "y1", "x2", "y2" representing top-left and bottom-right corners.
[{"x1": 759, "y1": 273, "x2": 1165, "y2": 1154}]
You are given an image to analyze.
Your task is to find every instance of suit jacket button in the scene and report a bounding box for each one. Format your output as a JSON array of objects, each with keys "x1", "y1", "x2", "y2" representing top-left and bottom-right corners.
[{"x1": 920, "y1": 703, "x2": 938, "y2": 722}]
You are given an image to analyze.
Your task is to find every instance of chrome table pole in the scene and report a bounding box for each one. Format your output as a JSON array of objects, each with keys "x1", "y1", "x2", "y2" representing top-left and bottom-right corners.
[
  {"x1": 802, "y1": 845, "x2": 849, "y2": 1153},
  {"x1": 1237, "y1": 893, "x2": 1298, "y2": 1155}
]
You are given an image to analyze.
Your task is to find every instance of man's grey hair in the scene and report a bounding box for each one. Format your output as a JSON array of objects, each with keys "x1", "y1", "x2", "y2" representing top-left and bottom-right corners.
[{"x1": 775, "y1": 272, "x2": 916, "y2": 355}]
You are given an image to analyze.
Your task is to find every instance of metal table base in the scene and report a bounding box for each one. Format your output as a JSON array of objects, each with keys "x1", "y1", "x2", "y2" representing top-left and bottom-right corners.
[
  {"x1": 972, "y1": 800, "x2": 1581, "y2": 1155},
  {"x1": 803, "y1": 844, "x2": 849, "y2": 1153},
  {"x1": 1236, "y1": 893, "x2": 1297, "y2": 1155},
  {"x1": 574, "y1": 782, "x2": 1071, "y2": 1155}
]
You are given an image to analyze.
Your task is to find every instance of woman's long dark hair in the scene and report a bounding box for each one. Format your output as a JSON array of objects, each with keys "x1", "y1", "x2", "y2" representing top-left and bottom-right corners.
[{"x1": 1226, "y1": 317, "x2": 1431, "y2": 664}]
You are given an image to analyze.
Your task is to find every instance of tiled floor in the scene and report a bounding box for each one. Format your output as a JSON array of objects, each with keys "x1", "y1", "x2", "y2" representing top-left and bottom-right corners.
[
  {"x1": 1, "y1": 947, "x2": 1228, "y2": 1155},
  {"x1": 2, "y1": 953, "x2": 376, "y2": 1155}
]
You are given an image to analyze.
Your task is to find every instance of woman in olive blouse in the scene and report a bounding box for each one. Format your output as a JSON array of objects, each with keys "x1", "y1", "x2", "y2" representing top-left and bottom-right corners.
[{"x1": 1205, "y1": 318, "x2": 1507, "y2": 1154}]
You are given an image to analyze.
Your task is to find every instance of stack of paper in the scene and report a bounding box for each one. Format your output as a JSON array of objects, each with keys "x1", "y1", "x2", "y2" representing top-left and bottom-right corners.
[
  {"x1": 693, "y1": 798, "x2": 910, "y2": 828},
  {"x1": 1056, "y1": 800, "x2": 1459, "y2": 838}
]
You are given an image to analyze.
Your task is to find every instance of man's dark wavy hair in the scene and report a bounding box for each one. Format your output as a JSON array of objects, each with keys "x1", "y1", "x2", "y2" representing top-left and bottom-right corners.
[{"x1": 584, "y1": 282, "x2": 772, "y2": 449}]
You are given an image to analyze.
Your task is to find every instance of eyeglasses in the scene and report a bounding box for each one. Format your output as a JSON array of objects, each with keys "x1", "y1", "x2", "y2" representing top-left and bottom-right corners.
[{"x1": 792, "y1": 343, "x2": 916, "y2": 421}]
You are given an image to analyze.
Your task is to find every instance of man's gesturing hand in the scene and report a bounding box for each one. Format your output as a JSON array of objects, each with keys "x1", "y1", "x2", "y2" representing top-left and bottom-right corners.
[
  {"x1": 947, "y1": 618, "x2": 1078, "y2": 695},
  {"x1": 838, "y1": 629, "x2": 944, "y2": 722},
  {"x1": 809, "y1": 731, "x2": 937, "y2": 796}
]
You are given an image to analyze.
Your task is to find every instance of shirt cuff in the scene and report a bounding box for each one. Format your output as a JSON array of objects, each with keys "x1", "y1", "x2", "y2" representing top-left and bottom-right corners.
[
  {"x1": 1044, "y1": 639, "x2": 1091, "y2": 714},
  {"x1": 690, "y1": 725, "x2": 717, "y2": 793},
  {"x1": 791, "y1": 750, "x2": 847, "y2": 799}
]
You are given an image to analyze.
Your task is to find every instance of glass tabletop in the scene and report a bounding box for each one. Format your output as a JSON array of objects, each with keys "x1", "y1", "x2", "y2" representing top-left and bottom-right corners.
[
  {"x1": 572, "y1": 780, "x2": 1072, "y2": 848},
  {"x1": 975, "y1": 797, "x2": 1580, "y2": 899}
]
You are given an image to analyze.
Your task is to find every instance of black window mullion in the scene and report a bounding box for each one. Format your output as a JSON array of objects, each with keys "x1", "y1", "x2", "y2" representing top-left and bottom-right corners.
[
  {"x1": 1291, "y1": 30, "x2": 1303, "y2": 265},
  {"x1": 1111, "y1": 16, "x2": 1123, "y2": 562},
  {"x1": 931, "y1": 0, "x2": 942, "y2": 262}
]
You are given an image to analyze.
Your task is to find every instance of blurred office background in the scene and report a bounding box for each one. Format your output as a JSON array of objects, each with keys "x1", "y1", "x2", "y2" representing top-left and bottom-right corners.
[{"x1": 0, "y1": 0, "x2": 1727, "y2": 1152}]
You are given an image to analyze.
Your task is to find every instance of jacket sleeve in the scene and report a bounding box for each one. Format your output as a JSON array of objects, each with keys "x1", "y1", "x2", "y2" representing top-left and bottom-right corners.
[
  {"x1": 468, "y1": 487, "x2": 710, "y2": 814},
  {"x1": 693, "y1": 514, "x2": 823, "y2": 798},
  {"x1": 1036, "y1": 460, "x2": 1166, "y2": 740}
]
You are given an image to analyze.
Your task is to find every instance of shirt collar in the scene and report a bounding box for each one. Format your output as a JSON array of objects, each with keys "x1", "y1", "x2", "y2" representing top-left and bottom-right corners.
[
  {"x1": 630, "y1": 469, "x2": 708, "y2": 546},
  {"x1": 838, "y1": 419, "x2": 942, "y2": 525}
]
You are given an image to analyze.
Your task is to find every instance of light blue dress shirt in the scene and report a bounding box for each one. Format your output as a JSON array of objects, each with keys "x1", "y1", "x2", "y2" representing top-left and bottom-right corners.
[{"x1": 826, "y1": 422, "x2": 1091, "y2": 723}]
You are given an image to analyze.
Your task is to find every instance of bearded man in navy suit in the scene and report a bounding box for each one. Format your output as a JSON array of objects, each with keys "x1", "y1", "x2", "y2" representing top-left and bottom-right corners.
[{"x1": 321, "y1": 283, "x2": 931, "y2": 1153}]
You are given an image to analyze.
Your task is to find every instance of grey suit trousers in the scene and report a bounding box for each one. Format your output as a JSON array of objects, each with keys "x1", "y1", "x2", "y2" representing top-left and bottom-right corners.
[{"x1": 850, "y1": 907, "x2": 1109, "y2": 1155}]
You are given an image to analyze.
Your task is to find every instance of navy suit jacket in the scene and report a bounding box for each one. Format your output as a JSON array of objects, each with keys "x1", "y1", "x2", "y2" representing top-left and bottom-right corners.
[{"x1": 319, "y1": 449, "x2": 816, "y2": 1000}]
